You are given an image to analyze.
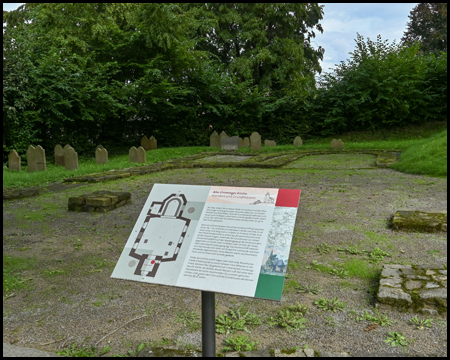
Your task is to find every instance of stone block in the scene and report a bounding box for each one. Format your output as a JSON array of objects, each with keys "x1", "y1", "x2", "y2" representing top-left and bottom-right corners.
[
  {"x1": 377, "y1": 287, "x2": 413, "y2": 306},
  {"x1": 379, "y1": 278, "x2": 402, "y2": 288},
  {"x1": 405, "y1": 280, "x2": 423, "y2": 290},
  {"x1": 54, "y1": 144, "x2": 65, "y2": 166},
  {"x1": 95, "y1": 147, "x2": 108, "y2": 164},
  {"x1": 392, "y1": 210, "x2": 447, "y2": 232},
  {"x1": 221, "y1": 136, "x2": 239, "y2": 151},
  {"x1": 293, "y1": 136, "x2": 303, "y2": 147},
  {"x1": 250, "y1": 132, "x2": 261, "y2": 151},
  {"x1": 210, "y1": 131, "x2": 220, "y2": 148},
  {"x1": 330, "y1": 139, "x2": 344, "y2": 149},
  {"x1": 381, "y1": 268, "x2": 400, "y2": 277},
  {"x1": 8, "y1": 150, "x2": 21, "y2": 171},
  {"x1": 68, "y1": 191, "x2": 131, "y2": 212},
  {"x1": 64, "y1": 145, "x2": 78, "y2": 170}
]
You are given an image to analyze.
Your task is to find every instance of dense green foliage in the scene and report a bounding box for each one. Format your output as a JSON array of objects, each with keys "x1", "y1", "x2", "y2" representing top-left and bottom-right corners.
[{"x1": 3, "y1": 3, "x2": 447, "y2": 163}]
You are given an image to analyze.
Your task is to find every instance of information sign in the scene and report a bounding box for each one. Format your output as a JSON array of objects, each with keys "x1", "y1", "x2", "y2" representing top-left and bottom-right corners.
[{"x1": 112, "y1": 184, "x2": 300, "y2": 300}]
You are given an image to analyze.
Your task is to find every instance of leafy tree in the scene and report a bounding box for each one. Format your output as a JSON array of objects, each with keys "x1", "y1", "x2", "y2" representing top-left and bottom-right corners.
[
  {"x1": 314, "y1": 34, "x2": 445, "y2": 135},
  {"x1": 401, "y1": 3, "x2": 447, "y2": 54}
]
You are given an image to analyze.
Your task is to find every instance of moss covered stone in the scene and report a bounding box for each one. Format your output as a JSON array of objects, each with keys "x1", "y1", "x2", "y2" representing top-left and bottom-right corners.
[
  {"x1": 68, "y1": 191, "x2": 131, "y2": 213},
  {"x1": 392, "y1": 210, "x2": 447, "y2": 232}
]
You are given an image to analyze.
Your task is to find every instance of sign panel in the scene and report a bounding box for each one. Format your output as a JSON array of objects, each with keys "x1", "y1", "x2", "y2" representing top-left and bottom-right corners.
[{"x1": 111, "y1": 184, "x2": 300, "y2": 300}]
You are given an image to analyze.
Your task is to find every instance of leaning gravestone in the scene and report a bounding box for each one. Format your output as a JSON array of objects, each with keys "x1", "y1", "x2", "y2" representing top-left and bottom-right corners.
[
  {"x1": 148, "y1": 136, "x2": 157, "y2": 150},
  {"x1": 27, "y1": 145, "x2": 46, "y2": 172},
  {"x1": 210, "y1": 131, "x2": 220, "y2": 148},
  {"x1": 265, "y1": 140, "x2": 276, "y2": 147},
  {"x1": 8, "y1": 150, "x2": 21, "y2": 171},
  {"x1": 95, "y1": 147, "x2": 108, "y2": 164},
  {"x1": 331, "y1": 139, "x2": 344, "y2": 149},
  {"x1": 250, "y1": 132, "x2": 261, "y2": 151},
  {"x1": 293, "y1": 136, "x2": 303, "y2": 147},
  {"x1": 221, "y1": 136, "x2": 239, "y2": 151},
  {"x1": 64, "y1": 146, "x2": 78, "y2": 170},
  {"x1": 54, "y1": 144, "x2": 65, "y2": 166}
]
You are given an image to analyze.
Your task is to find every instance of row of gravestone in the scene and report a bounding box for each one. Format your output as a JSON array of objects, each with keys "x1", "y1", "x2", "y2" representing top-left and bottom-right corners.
[
  {"x1": 210, "y1": 131, "x2": 344, "y2": 150},
  {"x1": 7, "y1": 144, "x2": 150, "y2": 172}
]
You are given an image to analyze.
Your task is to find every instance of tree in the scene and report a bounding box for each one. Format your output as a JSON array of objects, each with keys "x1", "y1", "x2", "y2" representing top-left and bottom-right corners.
[{"x1": 401, "y1": 3, "x2": 447, "y2": 54}]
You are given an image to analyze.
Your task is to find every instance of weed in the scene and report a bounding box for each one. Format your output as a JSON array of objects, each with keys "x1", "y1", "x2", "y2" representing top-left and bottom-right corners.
[
  {"x1": 356, "y1": 308, "x2": 396, "y2": 327},
  {"x1": 367, "y1": 247, "x2": 390, "y2": 263},
  {"x1": 56, "y1": 344, "x2": 111, "y2": 357},
  {"x1": 305, "y1": 260, "x2": 328, "y2": 272},
  {"x1": 296, "y1": 284, "x2": 323, "y2": 295},
  {"x1": 328, "y1": 268, "x2": 349, "y2": 279},
  {"x1": 222, "y1": 334, "x2": 258, "y2": 353},
  {"x1": 314, "y1": 297, "x2": 346, "y2": 313},
  {"x1": 127, "y1": 342, "x2": 149, "y2": 357},
  {"x1": 409, "y1": 317, "x2": 433, "y2": 330},
  {"x1": 317, "y1": 243, "x2": 332, "y2": 254},
  {"x1": 215, "y1": 306, "x2": 261, "y2": 335},
  {"x1": 175, "y1": 311, "x2": 201, "y2": 331},
  {"x1": 73, "y1": 240, "x2": 83, "y2": 251},
  {"x1": 267, "y1": 308, "x2": 307, "y2": 333},
  {"x1": 383, "y1": 332, "x2": 409, "y2": 347},
  {"x1": 325, "y1": 316, "x2": 337, "y2": 327},
  {"x1": 337, "y1": 246, "x2": 367, "y2": 255},
  {"x1": 3, "y1": 255, "x2": 36, "y2": 293}
]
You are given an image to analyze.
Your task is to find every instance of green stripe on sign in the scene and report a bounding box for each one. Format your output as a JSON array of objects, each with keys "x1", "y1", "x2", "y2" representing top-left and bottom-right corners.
[{"x1": 254, "y1": 274, "x2": 285, "y2": 300}]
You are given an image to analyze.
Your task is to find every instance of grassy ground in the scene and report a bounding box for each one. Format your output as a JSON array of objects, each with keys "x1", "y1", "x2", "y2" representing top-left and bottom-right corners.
[{"x1": 3, "y1": 122, "x2": 447, "y2": 189}]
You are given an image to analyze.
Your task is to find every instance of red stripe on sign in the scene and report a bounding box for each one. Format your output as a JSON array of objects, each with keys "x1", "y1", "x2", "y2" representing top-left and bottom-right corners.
[{"x1": 275, "y1": 189, "x2": 301, "y2": 208}]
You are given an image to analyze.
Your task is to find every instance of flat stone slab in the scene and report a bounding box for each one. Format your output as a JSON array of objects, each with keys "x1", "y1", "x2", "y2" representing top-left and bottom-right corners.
[
  {"x1": 68, "y1": 191, "x2": 131, "y2": 213},
  {"x1": 392, "y1": 210, "x2": 447, "y2": 232},
  {"x1": 194, "y1": 155, "x2": 254, "y2": 163},
  {"x1": 377, "y1": 264, "x2": 447, "y2": 314},
  {"x1": 286, "y1": 153, "x2": 376, "y2": 169}
]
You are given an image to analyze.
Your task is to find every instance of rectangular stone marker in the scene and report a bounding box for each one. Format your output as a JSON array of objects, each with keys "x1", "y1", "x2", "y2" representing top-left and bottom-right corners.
[
  {"x1": 111, "y1": 184, "x2": 301, "y2": 301},
  {"x1": 141, "y1": 136, "x2": 151, "y2": 151},
  {"x1": 331, "y1": 139, "x2": 344, "y2": 149},
  {"x1": 250, "y1": 132, "x2": 261, "y2": 151},
  {"x1": 54, "y1": 144, "x2": 65, "y2": 166},
  {"x1": 264, "y1": 140, "x2": 276, "y2": 147},
  {"x1": 293, "y1": 136, "x2": 303, "y2": 147},
  {"x1": 210, "y1": 131, "x2": 220, "y2": 148},
  {"x1": 26, "y1": 145, "x2": 46, "y2": 172},
  {"x1": 8, "y1": 150, "x2": 21, "y2": 171},
  {"x1": 95, "y1": 147, "x2": 108, "y2": 164},
  {"x1": 64, "y1": 145, "x2": 78, "y2": 170},
  {"x1": 221, "y1": 136, "x2": 239, "y2": 151}
]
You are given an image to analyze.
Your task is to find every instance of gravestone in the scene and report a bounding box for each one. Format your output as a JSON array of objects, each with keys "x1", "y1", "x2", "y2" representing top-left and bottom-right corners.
[
  {"x1": 8, "y1": 150, "x2": 21, "y2": 171},
  {"x1": 96, "y1": 144, "x2": 105, "y2": 150},
  {"x1": 242, "y1": 137, "x2": 250, "y2": 148},
  {"x1": 137, "y1": 146, "x2": 146, "y2": 163},
  {"x1": 95, "y1": 147, "x2": 108, "y2": 164},
  {"x1": 148, "y1": 136, "x2": 157, "y2": 150},
  {"x1": 264, "y1": 140, "x2": 276, "y2": 147},
  {"x1": 64, "y1": 145, "x2": 78, "y2": 170},
  {"x1": 221, "y1": 136, "x2": 239, "y2": 151},
  {"x1": 141, "y1": 136, "x2": 152, "y2": 151},
  {"x1": 250, "y1": 132, "x2": 261, "y2": 151},
  {"x1": 210, "y1": 131, "x2": 220, "y2": 148},
  {"x1": 293, "y1": 136, "x2": 303, "y2": 147},
  {"x1": 219, "y1": 131, "x2": 227, "y2": 147},
  {"x1": 331, "y1": 139, "x2": 344, "y2": 149},
  {"x1": 54, "y1": 144, "x2": 65, "y2": 166},
  {"x1": 129, "y1": 146, "x2": 138, "y2": 163},
  {"x1": 26, "y1": 145, "x2": 46, "y2": 172}
]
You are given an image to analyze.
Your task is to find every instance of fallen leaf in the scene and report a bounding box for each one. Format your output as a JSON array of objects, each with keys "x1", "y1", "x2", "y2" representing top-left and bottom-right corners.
[{"x1": 363, "y1": 323, "x2": 379, "y2": 331}]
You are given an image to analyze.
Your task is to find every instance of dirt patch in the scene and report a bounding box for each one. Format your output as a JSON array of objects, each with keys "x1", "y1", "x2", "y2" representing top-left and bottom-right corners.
[{"x1": 3, "y1": 161, "x2": 447, "y2": 356}]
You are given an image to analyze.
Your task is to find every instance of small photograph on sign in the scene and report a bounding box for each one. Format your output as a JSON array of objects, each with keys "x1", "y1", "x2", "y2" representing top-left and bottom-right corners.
[{"x1": 260, "y1": 246, "x2": 289, "y2": 276}]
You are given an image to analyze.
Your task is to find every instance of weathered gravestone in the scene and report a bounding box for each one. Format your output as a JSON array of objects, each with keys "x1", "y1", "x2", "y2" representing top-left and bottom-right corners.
[
  {"x1": 210, "y1": 131, "x2": 220, "y2": 148},
  {"x1": 64, "y1": 145, "x2": 78, "y2": 170},
  {"x1": 129, "y1": 146, "x2": 146, "y2": 163},
  {"x1": 8, "y1": 150, "x2": 21, "y2": 171},
  {"x1": 221, "y1": 136, "x2": 239, "y2": 151},
  {"x1": 250, "y1": 132, "x2": 261, "y2": 151},
  {"x1": 27, "y1": 145, "x2": 46, "y2": 172},
  {"x1": 141, "y1": 136, "x2": 152, "y2": 151},
  {"x1": 54, "y1": 144, "x2": 65, "y2": 166},
  {"x1": 95, "y1": 147, "x2": 108, "y2": 164},
  {"x1": 238, "y1": 137, "x2": 249, "y2": 148},
  {"x1": 331, "y1": 139, "x2": 344, "y2": 149},
  {"x1": 293, "y1": 136, "x2": 303, "y2": 147},
  {"x1": 264, "y1": 140, "x2": 276, "y2": 147},
  {"x1": 96, "y1": 144, "x2": 105, "y2": 150},
  {"x1": 148, "y1": 136, "x2": 157, "y2": 150},
  {"x1": 219, "y1": 131, "x2": 228, "y2": 147}
]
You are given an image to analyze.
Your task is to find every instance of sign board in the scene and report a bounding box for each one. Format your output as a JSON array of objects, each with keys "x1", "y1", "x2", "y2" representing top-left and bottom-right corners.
[{"x1": 112, "y1": 184, "x2": 300, "y2": 300}]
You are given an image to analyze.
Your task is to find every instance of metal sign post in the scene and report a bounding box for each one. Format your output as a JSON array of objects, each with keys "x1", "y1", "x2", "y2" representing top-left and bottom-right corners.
[{"x1": 201, "y1": 291, "x2": 216, "y2": 357}]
